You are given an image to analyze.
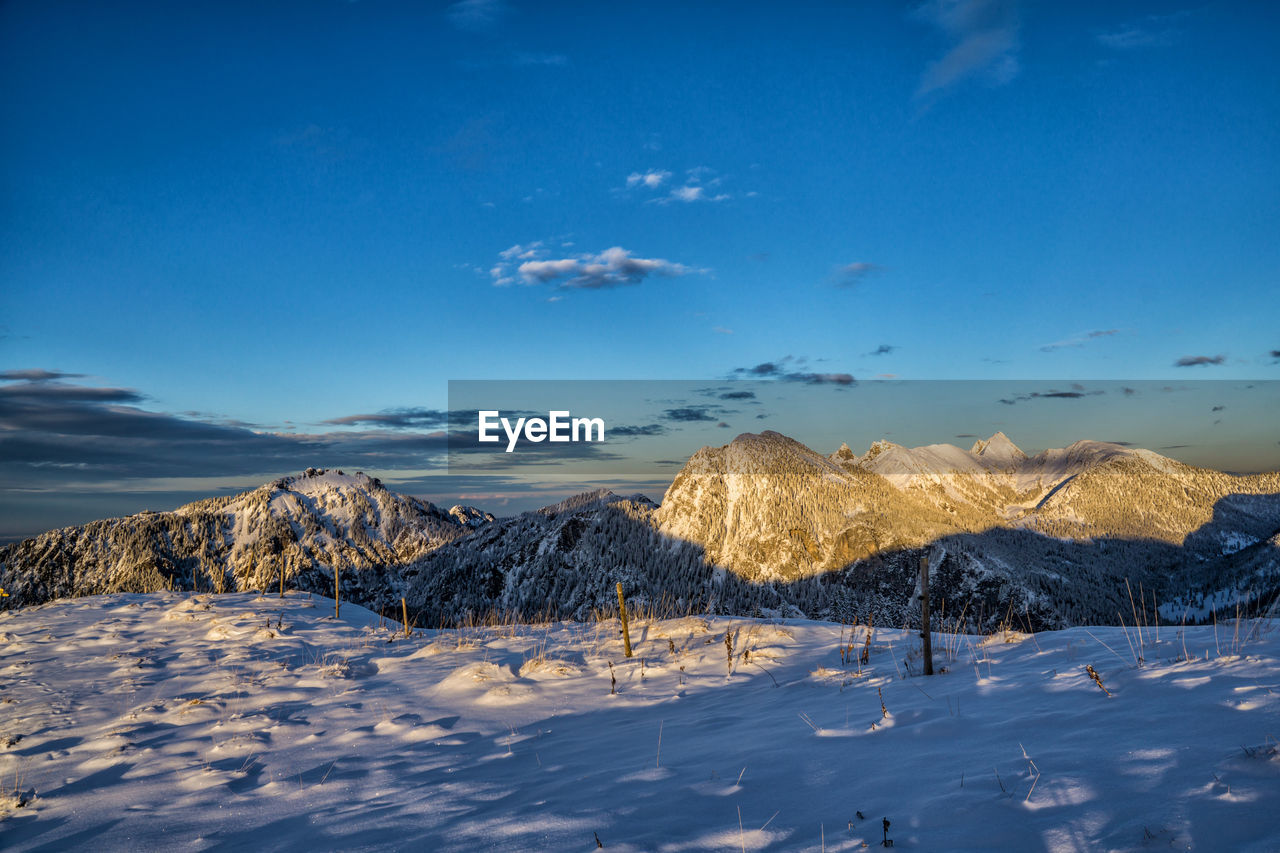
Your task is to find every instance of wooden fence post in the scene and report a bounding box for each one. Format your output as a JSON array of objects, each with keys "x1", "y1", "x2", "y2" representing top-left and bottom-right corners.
[
  {"x1": 334, "y1": 565, "x2": 340, "y2": 619},
  {"x1": 402, "y1": 597, "x2": 411, "y2": 639},
  {"x1": 616, "y1": 582, "x2": 633, "y2": 658}
]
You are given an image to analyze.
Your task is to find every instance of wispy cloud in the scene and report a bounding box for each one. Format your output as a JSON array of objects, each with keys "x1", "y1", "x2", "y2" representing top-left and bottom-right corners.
[
  {"x1": 998, "y1": 384, "x2": 1106, "y2": 405},
  {"x1": 625, "y1": 170, "x2": 671, "y2": 189},
  {"x1": 913, "y1": 0, "x2": 1021, "y2": 99},
  {"x1": 835, "y1": 262, "x2": 882, "y2": 287},
  {"x1": 732, "y1": 356, "x2": 855, "y2": 386},
  {"x1": 1174, "y1": 354, "x2": 1226, "y2": 367},
  {"x1": 1040, "y1": 329, "x2": 1120, "y2": 352},
  {"x1": 656, "y1": 185, "x2": 730, "y2": 204},
  {"x1": 1269, "y1": 349, "x2": 1280, "y2": 363},
  {"x1": 609, "y1": 423, "x2": 667, "y2": 437},
  {"x1": 0, "y1": 369, "x2": 86, "y2": 382},
  {"x1": 488, "y1": 244, "x2": 704, "y2": 291},
  {"x1": 661, "y1": 406, "x2": 721, "y2": 423},
  {"x1": 323, "y1": 408, "x2": 459, "y2": 430},
  {"x1": 623, "y1": 166, "x2": 736, "y2": 204},
  {"x1": 0, "y1": 375, "x2": 145, "y2": 404},
  {"x1": 447, "y1": 0, "x2": 507, "y2": 32},
  {"x1": 1096, "y1": 12, "x2": 1187, "y2": 50},
  {"x1": 0, "y1": 376, "x2": 453, "y2": 490},
  {"x1": 867, "y1": 344, "x2": 897, "y2": 356}
]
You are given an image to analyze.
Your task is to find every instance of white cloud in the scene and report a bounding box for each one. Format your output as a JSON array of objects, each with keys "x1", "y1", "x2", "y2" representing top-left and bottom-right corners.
[
  {"x1": 488, "y1": 244, "x2": 704, "y2": 291},
  {"x1": 651, "y1": 184, "x2": 731, "y2": 205},
  {"x1": 913, "y1": 0, "x2": 1021, "y2": 99},
  {"x1": 518, "y1": 258, "x2": 582, "y2": 283},
  {"x1": 499, "y1": 241, "x2": 543, "y2": 260},
  {"x1": 626, "y1": 170, "x2": 671, "y2": 189},
  {"x1": 623, "y1": 166, "x2": 737, "y2": 203}
]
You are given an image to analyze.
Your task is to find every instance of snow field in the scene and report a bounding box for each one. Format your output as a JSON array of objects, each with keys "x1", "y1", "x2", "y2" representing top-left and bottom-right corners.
[{"x1": 1, "y1": 592, "x2": 1278, "y2": 851}]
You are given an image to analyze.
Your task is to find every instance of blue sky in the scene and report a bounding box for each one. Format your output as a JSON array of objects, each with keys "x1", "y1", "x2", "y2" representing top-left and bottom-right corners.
[{"x1": 2, "y1": 1, "x2": 1278, "y2": 534}]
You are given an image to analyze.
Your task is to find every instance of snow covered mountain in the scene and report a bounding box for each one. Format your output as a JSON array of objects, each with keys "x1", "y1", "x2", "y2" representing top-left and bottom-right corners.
[
  {"x1": 397, "y1": 431, "x2": 1280, "y2": 630},
  {"x1": 0, "y1": 469, "x2": 492, "y2": 612},
  {"x1": 653, "y1": 431, "x2": 1280, "y2": 628},
  {"x1": 4, "y1": 435, "x2": 1279, "y2": 631},
  {"x1": 658, "y1": 431, "x2": 959, "y2": 580}
]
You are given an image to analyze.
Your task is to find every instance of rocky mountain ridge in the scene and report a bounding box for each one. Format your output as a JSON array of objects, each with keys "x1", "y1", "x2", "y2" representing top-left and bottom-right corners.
[
  {"x1": 4, "y1": 435, "x2": 1279, "y2": 630},
  {"x1": 404, "y1": 431, "x2": 1280, "y2": 628},
  {"x1": 0, "y1": 468, "x2": 492, "y2": 612}
]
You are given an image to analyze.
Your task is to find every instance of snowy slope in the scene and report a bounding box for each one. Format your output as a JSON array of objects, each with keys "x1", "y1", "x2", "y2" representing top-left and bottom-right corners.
[{"x1": 2, "y1": 593, "x2": 1278, "y2": 851}]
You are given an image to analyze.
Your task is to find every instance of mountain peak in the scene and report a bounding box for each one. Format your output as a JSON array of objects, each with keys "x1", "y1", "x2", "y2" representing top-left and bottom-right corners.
[
  {"x1": 971, "y1": 431, "x2": 1026, "y2": 463},
  {"x1": 267, "y1": 468, "x2": 381, "y2": 497},
  {"x1": 858, "y1": 439, "x2": 904, "y2": 466}
]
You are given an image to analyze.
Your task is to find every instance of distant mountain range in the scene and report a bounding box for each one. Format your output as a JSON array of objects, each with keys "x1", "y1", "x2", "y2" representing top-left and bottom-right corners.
[{"x1": 4, "y1": 435, "x2": 1279, "y2": 630}]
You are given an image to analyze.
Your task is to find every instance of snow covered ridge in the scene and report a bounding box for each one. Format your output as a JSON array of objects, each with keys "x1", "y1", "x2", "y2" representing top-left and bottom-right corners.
[
  {"x1": 0, "y1": 468, "x2": 493, "y2": 612},
  {"x1": 401, "y1": 431, "x2": 1280, "y2": 631},
  {"x1": 1, "y1": 592, "x2": 1278, "y2": 851},
  {"x1": 3, "y1": 435, "x2": 1280, "y2": 631},
  {"x1": 643, "y1": 431, "x2": 1280, "y2": 627}
]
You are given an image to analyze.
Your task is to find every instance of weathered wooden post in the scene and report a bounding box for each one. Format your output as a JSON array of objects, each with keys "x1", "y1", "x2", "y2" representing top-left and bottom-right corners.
[
  {"x1": 334, "y1": 565, "x2": 340, "y2": 619},
  {"x1": 402, "y1": 597, "x2": 411, "y2": 639},
  {"x1": 616, "y1": 582, "x2": 633, "y2": 658},
  {"x1": 920, "y1": 553, "x2": 934, "y2": 676},
  {"x1": 279, "y1": 559, "x2": 285, "y2": 598}
]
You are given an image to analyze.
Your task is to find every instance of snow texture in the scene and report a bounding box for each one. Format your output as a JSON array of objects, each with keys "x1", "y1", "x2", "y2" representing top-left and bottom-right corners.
[{"x1": 2, "y1": 592, "x2": 1279, "y2": 851}]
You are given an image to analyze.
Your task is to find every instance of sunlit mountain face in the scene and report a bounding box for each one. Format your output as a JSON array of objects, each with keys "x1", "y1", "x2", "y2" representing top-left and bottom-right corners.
[{"x1": 7, "y1": 431, "x2": 1278, "y2": 632}]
